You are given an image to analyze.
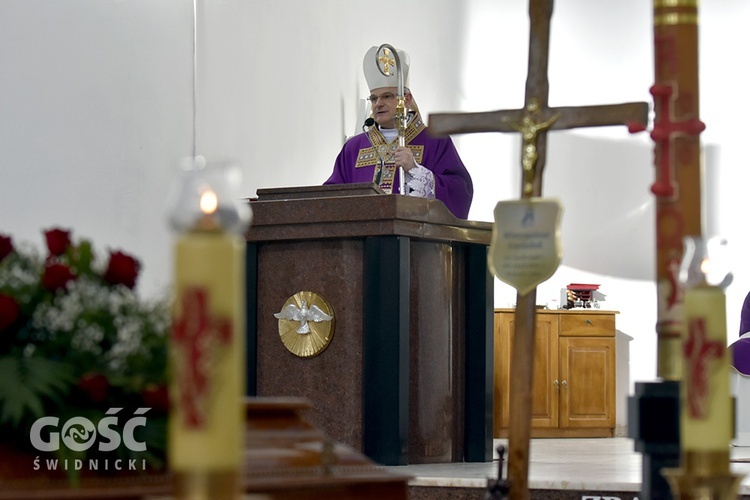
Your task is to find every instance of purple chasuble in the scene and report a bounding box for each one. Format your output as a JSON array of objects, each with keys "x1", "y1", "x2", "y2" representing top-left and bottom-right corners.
[
  {"x1": 741, "y1": 291, "x2": 750, "y2": 336},
  {"x1": 732, "y1": 334, "x2": 750, "y2": 376},
  {"x1": 731, "y1": 291, "x2": 750, "y2": 375},
  {"x1": 324, "y1": 113, "x2": 473, "y2": 219}
]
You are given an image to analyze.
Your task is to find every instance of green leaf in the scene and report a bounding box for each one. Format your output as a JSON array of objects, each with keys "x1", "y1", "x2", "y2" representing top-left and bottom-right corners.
[
  {"x1": 70, "y1": 239, "x2": 95, "y2": 278},
  {"x1": 0, "y1": 356, "x2": 75, "y2": 427}
]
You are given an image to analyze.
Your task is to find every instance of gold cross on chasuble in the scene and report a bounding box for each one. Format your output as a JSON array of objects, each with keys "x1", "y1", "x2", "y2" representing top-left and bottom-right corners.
[{"x1": 428, "y1": 1, "x2": 649, "y2": 499}]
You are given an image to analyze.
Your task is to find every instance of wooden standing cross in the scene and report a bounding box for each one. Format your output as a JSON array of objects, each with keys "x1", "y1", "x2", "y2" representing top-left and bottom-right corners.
[{"x1": 429, "y1": 1, "x2": 648, "y2": 499}]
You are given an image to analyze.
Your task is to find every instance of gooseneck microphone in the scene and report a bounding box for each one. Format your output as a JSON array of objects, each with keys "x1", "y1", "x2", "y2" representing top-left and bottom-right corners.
[{"x1": 362, "y1": 117, "x2": 375, "y2": 131}]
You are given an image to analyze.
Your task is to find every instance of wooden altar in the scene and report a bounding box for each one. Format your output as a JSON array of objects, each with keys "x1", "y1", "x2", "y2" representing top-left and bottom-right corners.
[{"x1": 244, "y1": 184, "x2": 494, "y2": 466}]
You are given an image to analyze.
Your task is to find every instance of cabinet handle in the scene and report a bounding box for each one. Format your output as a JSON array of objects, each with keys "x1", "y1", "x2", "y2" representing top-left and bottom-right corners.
[
  {"x1": 554, "y1": 380, "x2": 559, "y2": 390},
  {"x1": 562, "y1": 380, "x2": 568, "y2": 389}
]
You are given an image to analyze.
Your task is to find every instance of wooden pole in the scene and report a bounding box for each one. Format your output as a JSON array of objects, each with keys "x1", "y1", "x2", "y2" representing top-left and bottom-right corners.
[{"x1": 507, "y1": 291, "x2": 537, "y2": 500}]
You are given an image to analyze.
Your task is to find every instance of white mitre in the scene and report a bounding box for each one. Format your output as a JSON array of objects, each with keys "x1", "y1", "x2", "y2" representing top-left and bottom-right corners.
[{"x1": 363, "y1": 45, "x2": 410, "y2": 91}]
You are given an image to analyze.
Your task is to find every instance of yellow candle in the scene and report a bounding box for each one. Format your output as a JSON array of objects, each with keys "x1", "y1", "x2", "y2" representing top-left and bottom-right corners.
[
  {"x1": 169, "y1": 228, "x2": 246, "y2": 473},
  {"x1": 681, "y1": 284, "x2": 731, "y2": 451}
]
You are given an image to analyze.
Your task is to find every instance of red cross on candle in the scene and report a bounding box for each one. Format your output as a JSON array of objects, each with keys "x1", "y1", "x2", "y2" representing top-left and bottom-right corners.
[
  {"x1": 650, "y1": 83, "x2": 706, "y2": 198},
  {"x1": 172, "y1": 287, "x2": 233, "y2": 428},
  {"x1": 684, "y1": 316, "x2": 724, "y2": 419}
]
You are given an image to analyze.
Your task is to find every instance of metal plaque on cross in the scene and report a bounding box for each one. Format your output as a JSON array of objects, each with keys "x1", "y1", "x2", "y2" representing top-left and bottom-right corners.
[{"x1": 489, "y1": 198, "x2": 562, "y2": 296}]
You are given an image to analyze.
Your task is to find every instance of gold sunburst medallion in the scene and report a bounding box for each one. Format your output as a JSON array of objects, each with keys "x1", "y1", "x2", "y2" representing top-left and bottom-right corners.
[{"x1": 274, "y1": 291, "x2": 335, "y2": 358}]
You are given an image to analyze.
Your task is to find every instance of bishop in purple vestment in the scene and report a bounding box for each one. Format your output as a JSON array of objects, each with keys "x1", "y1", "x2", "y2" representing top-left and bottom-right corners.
[{"x1": 324, "y1": 45, "x2": 473, "y2": 220}]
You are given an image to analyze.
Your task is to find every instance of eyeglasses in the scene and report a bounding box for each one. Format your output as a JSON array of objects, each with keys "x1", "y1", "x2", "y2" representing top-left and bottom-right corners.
[{"x1": 367, "y1": 92, "x2": 397, "y2": 104}]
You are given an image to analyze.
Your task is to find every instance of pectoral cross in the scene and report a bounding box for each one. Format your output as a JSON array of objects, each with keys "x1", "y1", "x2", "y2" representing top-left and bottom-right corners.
[{"x1": 428, "y1": 1, "x2": 648, "y2": 498}]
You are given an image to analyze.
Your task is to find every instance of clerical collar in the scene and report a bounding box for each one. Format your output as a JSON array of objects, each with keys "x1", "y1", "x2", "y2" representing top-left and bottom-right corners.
[
  {"x1": 381, "y1": 128, "x2": 399, "y2": 142},
  {"x1": 378, "y1": 111, "x2": 416, "y2": 142}
]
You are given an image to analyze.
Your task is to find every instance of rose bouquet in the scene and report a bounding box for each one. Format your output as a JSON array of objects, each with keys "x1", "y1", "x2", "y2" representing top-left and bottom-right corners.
[{"x1": 0, "y1": 228, "x2": 170, "y2": 480}]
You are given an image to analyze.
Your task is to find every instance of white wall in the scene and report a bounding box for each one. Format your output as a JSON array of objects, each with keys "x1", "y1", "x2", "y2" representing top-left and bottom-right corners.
[
  {"x1": 0, "y1": 0, "x2": 193, "y2": 297},
  {"x1": 1, "y1": 0, "x2": 748, "y2": 429}
]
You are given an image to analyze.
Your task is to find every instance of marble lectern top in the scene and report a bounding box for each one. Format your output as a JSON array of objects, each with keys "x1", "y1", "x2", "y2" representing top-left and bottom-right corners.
[{"x1": 246, "y1": 184, "x2": 491, "y2": 245}]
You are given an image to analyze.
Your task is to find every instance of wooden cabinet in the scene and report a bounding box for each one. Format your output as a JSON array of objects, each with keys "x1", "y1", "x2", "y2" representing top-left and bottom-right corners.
[{"x1": 494, "y1": 309, "x2": 617, "y2": 438}]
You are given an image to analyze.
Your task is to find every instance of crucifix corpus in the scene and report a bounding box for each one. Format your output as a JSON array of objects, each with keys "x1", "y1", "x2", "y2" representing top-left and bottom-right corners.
[{"x1": 428, "y1": 1, "x2": 648, "y2": 499}]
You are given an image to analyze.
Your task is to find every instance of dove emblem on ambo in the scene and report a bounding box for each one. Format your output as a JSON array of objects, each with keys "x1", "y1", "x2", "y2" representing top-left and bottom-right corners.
[
  {"x1": 274, "y1": 300, "x2": 333, "y2": 334},
  {"x1": 275, "y1": 291, "x2": 335, "y2": 358}
]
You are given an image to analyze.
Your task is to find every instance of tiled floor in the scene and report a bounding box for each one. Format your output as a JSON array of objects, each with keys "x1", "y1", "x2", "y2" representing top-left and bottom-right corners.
[{"x1": 386, "y1": 438, "x2": 750, "y2": 496}]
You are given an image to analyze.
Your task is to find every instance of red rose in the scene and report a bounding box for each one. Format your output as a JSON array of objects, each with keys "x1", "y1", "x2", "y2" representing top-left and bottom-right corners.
[
  {"x1": 0, "y1": 234, "x2": 13, "y2": 262},
  {"x1": 42, "y1": 262, "x2": 76, "y2": 291},
  {"x1": 44, "y1": 228, "x2": 72, "y2": 257},
  {"x1": 0, "y1": 294, "x2": 20, "y2": 331},
  {"x1": 78, "y1": 372, "x2": 109, "y2": 403},
  {"x1": 103, "y1": 250, "x2": 140, "y2": 289},
  {"x1": 142, "y1": 384, "x2": 170, "y2": 413}
]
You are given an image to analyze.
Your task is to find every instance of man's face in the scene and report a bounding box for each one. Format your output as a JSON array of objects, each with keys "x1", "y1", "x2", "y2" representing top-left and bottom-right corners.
[{"x1": 368, "y1": 87, "x2": 411, "y2": 129}]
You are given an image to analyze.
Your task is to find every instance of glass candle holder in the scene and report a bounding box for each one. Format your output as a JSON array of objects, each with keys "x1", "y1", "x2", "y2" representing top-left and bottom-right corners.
[
  {"x1": 167, "y1": 156, "x2": 251, "y2": 234},
  {"x1": 679, "y1": 236, "x2": 733, "y2": 290}
]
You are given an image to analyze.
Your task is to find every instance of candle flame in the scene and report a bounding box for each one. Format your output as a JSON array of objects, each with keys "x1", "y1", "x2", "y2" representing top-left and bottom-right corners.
[
  {"x1": 199, "y1": 190, "x2": 218, "y2": 215},
  {"x1": 700, "y1": 256, "x2": 732, "y2": 288},
  {"x1": 700, "y1": 257, "x2": 711, "y2": 276}
]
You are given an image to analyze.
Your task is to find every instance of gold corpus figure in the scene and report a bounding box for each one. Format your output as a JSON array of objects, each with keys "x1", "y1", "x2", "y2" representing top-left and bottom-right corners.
[{"x1": 504, "y1": 98, "x2": 560, "y2": 196}]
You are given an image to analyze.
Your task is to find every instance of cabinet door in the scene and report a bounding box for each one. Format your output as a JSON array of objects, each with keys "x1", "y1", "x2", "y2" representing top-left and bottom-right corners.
[
  {"x1": 493, "y1": 313, "x2": 511, "y2": 435},
  {"x1": 529, "y1": 315, "x2": 559, "y2": 428},
  {"x1": 493, "y1": 312, "x2": 558, "y2": 434},
  {"x1": 559, "y1": 336, "x2": 615, "y2": 429}
]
